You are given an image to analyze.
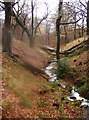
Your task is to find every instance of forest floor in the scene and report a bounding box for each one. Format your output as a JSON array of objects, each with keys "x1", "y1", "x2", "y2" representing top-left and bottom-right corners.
[{"x1": 2, "y1": 37, "x2": 88, "y2": 118}]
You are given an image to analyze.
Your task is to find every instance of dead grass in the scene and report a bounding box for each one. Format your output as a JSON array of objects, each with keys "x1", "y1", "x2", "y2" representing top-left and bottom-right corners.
[
  {"x1": 60, "y1": 36, "x2": 88, "y2": 51},
  {"x1": 2, "y1": 53, "x2": 46, "y2": 117},
  {"x1": 2, "y1": 53, "x2": 83, "y2": 118}
]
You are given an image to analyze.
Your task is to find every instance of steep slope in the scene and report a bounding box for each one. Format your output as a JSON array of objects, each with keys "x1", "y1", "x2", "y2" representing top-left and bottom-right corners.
[
  {"x1": 2, "y1": 53, "x2": 47, "y2": 118},
  {"x1": 2, "y1": 54, "x2": 83, "y2": 118},
  {"x1": 2, "y1": 39, "x2": 83, "y2": 118},
  {"x1": 12, "y1": 39, "x2": 48, "y2": 69}
]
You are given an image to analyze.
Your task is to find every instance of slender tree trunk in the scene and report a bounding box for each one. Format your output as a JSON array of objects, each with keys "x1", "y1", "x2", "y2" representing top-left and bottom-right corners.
[
  {"x1": 78, "y1": 26, "x2": 81, "y2": 38},
  {"x1": 64, "y1": 25, "x2": 68, "y2": 43},
  {"x1": 87, "y1": 0, "x2": 89, "y2": 99},
  {"x1": 87, "y1": 1, "x2": 89, "y2": 80},
  {"x1": 82, "y1": 17, "x2": 84, "y2": 36},
  {"x1": 56, "y1": 0, "x2": 63, "y2": 60},
  {"x1": 31, "y1": 0, "x2": 34, "y2": 46},
  {"x1": 56, "y1": 19, "x2": 61, "y2": 60},
  {"x1": 2, "y1": 2, "x2": 12, "y2": 56},
  {"x1": 87, "y1": 1, "x2": 89, "y2": 36},
  {"x1": 74, "y1": 14, "x2": 76, "y2": 40},
  {"x1": 31, "y1": 0, "x2": 34, "y2": 37}
]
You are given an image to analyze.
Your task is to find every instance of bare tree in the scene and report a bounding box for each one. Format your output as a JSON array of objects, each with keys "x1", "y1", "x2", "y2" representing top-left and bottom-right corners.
[{"x1": 13, "y1": 0, "x2": 49, "y2": 46}]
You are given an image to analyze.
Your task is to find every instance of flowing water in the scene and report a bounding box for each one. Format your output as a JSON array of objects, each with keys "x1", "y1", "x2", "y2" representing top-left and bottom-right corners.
[
  {"x1": 45, "y1": 62, "x2": 89, "y2": 119},
  {"x1": 45, "y1": 62, "x2": 57, "y2": 81}
]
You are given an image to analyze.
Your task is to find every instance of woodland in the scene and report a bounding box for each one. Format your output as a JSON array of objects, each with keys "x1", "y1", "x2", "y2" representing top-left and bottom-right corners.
[{"x1": 0, "y1": 0, "x2": 89, "y2": 119}]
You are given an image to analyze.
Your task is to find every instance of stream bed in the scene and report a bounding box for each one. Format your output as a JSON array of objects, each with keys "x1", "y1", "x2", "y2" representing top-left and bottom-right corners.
[{"x1": 45, "y1": 62, "x2": 89, "y2": 119}]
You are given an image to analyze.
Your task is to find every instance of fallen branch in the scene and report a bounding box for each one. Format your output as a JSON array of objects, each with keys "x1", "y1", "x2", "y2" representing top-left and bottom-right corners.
[{"x1": 42, "y1": 38, "x2": 88, "y2": 55}]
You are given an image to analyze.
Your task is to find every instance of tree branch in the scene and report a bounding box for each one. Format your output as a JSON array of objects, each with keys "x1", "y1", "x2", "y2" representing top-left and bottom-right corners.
[
  {"x1": 79, "y1": 0, "x2": 87, "y2": 10},
  {"x1": 13, "y1": 10, "x2": 33, "y2": 44},
  {"x1": 34, "y1": 14, "x2": 48, "y2": 35},
  {"x1": 60, "y1": 18, "x2": 82, "y2": 25}
]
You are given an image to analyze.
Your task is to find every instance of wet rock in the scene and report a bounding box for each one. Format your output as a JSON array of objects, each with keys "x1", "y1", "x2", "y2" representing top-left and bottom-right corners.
[
  {"x1": 65, "y1": 101, "x2": 69, "y2": 104},
  {"x1": 70, "y1": 96, "x2": 76, "y2": 100},
  {"x1": 82, "y1": 106, "x2": 89, "y2": 119},
  {"x1": 85, "y1": 92, "x2": 89, "y2": 99},
  {"x1": 47, "y1": 61, "x2": 51, "y2": 64},
  {"x1": 74, "y1": 59, "x2": 77, "y2": 62},
  {"x1": 57, "y1": 83, "x2": 61, "y2": 87}
]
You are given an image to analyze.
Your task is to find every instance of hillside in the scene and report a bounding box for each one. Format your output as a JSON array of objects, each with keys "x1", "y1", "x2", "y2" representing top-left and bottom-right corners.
[
  {"x1": 1, "y1": 0, "x2": 89, "y2": 118},
  {"x1": 2, "y1": 36, "x2": 89, "y2": 118}
]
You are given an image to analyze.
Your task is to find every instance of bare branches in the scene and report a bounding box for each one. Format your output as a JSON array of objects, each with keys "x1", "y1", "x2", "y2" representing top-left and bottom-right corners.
[
  {"x1": 0, "y1": 1, "x2": 4, "y2": 4},
  {"x1": 79, "y1": 0, "x2": 87, "y2": 10},
  {"x1": 34, "y1": 2, "x2": 50, "y2": 35},
  {"x1": 34, "y1": 14, "x2": 48, "y2": 35},
  {"x1": 0, "y1": 1, "x2": 5, "y2": 10},
  {"x1": 60, "y1": 18, "x2": 82, "y2": 25}
]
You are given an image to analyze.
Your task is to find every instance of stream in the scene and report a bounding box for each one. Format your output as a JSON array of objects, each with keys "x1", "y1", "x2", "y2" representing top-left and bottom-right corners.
[{"x1": 45, "y1": 61, "x2": 89, "y2": 119}]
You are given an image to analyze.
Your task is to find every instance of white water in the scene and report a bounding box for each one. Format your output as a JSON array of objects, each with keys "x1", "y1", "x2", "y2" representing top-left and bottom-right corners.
[
  {"x1": 67, "y1": 86, "x2": 89, "y2": 107},
  {"x1": 45, "y1": 62, "x2": 89, "y2": 107},
  {"x1": 45, "y1": 62, "x2": 57, "y2": 81}
]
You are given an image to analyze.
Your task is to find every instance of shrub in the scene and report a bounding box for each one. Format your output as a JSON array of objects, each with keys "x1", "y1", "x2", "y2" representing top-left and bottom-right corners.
[
  {"x1": 55, "y1": 60, "x2": 76, "y2": 79},
  {"x1": 78, "y1": 83, "x2": 89, "y2": 95},
  {"x1": 56, "y1": 60, "x2": 68, "y2": 79}
]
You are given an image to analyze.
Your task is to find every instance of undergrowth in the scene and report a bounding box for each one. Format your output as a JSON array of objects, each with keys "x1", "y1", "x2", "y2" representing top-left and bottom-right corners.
[{"x1": 55, "y1": 60, "x2": 76, "y2": 79}]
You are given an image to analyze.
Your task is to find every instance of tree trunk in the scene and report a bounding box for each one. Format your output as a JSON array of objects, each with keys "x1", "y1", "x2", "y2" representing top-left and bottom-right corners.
[
  {"x1": 2, "y1": 2, "x2": 12, "y2": 56},
  {"x1": 82, "y1": 16, "x2": 84, "y2": 36},
  {"x1": 64, "y1": 25, "x2": 68, "y2": 44},
  {"x1": 74, "y1": 14, "x2": 76, "y2": 40},
  {"x1": 30, "y1": 0, "x2": 34, "y2": 47},
  {"x1": 87, "y1": 1, "x2": 89, "y2": 36},
  {"x1": 87, "y1": 0, "x2": 89, "y2": 80},
  {"x1": 56, "y1": 19, "x2": 61, "y2": 60},
  {"x1": 56, "y1": 0, "x2": 63, "y2": 60},
  {"x1": 13, "y1": 11, "x2": 33, "y2": 46},
  {"x1": 31, "y1": 0, "x2": 34, "y2": 37}
]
